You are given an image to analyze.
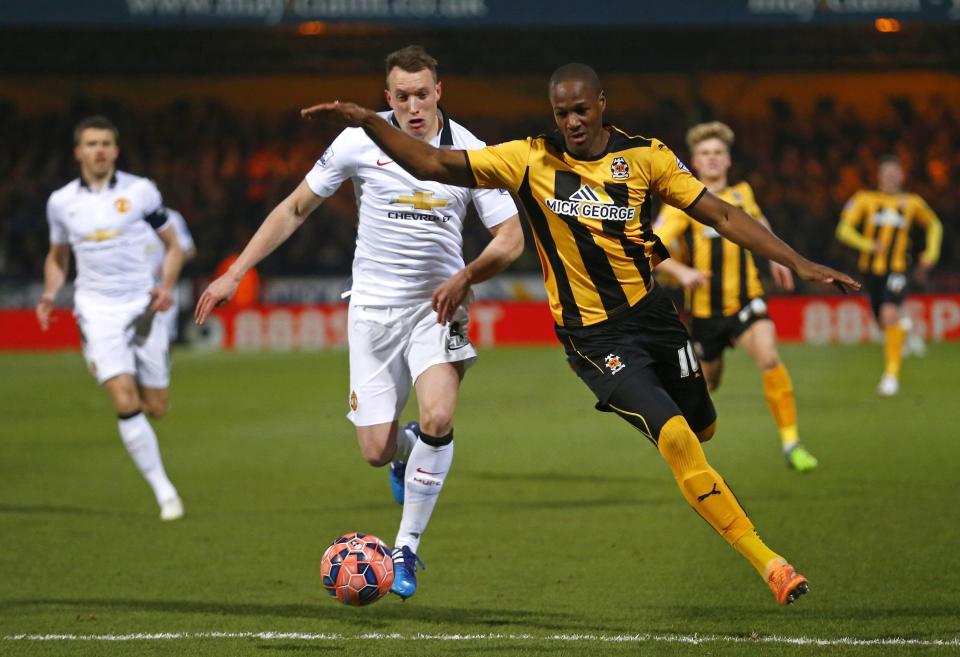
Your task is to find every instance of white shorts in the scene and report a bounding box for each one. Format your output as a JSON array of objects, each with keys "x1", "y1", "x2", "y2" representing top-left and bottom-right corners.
[
  {"x1": 347, "y1": 300, "x2": 477, "y2": 426},
  {"x1": 74, "y1": 293, "x2": 171, "y2": 388}
]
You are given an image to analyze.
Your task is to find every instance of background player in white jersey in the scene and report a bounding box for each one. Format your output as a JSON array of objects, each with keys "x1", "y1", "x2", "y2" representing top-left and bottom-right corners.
[
  {"x1": 195, "y1": 46, "x2": 522, "y2": 599},
  {"x1": 145, "y1": 207, "x2": 196, "y2": 341},
  {"x1": 36, "y1": 116, "x2": 185, "y2": 521}
]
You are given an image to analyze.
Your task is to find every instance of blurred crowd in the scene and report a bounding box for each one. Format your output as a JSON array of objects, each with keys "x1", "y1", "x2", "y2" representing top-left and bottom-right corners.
[{"x1": 0, "y1": 94, "x2": 954, "y2": 290}]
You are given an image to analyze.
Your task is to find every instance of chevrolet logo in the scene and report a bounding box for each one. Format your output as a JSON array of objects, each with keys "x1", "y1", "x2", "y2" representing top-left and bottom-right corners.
[
  {"x1": 83, "y1": 228, "x2": 121, "y2": 242},
  {"x1": 391, "y1": 191, "x2": 450, "y2": 211}
]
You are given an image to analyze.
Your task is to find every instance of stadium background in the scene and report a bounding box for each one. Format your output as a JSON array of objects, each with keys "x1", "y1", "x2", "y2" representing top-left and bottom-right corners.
[
  {"x1": 1, "y1": 0, "x2": 958, "y2": 351},
  {"x1": 2, "y1": 4, "x2": 960, "y2": 655}
]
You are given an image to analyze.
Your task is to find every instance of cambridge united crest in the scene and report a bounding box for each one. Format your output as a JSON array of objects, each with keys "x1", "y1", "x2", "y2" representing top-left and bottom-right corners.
[{"x1": 610, "y1": 156, "x2": 629, "y2": 180}]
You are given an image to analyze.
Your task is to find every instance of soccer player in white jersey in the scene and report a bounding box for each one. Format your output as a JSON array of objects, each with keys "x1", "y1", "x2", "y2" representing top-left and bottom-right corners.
[
  {"x1": 195, "y1": 46, "x2": 522, "y2": 599},
  {"x1": 145, "y1": 207, "x2": 196, "y2": 341},
  {"x1": 36, "y1": 116, "x2": 186, "y2": 521}
]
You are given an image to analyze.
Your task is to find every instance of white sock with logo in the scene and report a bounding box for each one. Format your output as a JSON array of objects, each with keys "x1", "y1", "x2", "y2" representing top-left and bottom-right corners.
[
  {"x1": 118, "y1": 412, "x2": 178, "y2": 505},
  {"x1": 394, "y1": 430, "x2": 453, "y2": 554}
]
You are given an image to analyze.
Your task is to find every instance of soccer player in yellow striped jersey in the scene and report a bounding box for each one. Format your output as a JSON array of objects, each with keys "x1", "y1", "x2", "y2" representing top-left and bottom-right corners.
[
  {"x1": 837, "y1": 155, "x2": 942, "y2": 397},
  {"x1": 654, "y1": 122, "x2": 817, "y2": 473},
  {"x1": 302, "y1": 63, "x2": 861, "y2": 606}
]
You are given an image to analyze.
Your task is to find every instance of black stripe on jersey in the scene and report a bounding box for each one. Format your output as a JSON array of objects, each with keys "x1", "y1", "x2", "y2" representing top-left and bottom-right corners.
[
  {"x1": 710, "y1": 235, "x2": 724, "y2": 316},
  {"x1": 519, "y1": 170, "x2": 582, "y2": 326},
  {"x1": 604, "y1": 181, "x2": 653, "y2": 286},
  {"x1": 543, "y1": 127, "x2": 651, "y2": 161},
  {"x1": 144, "y1": 207, "x2": 168, "y2": 229},
  {"x1": 555, "y1": 171, "x2": 629, "y2": 314},
  {"x1": 439, "y1": 109, "x2": 454, "y2": 147},
  {"x1": 738, "y1": 245, "x2": 749, "y2": 307},
  {"x1": 684, "y1": 186, "x2": 707, "y2": 211}
]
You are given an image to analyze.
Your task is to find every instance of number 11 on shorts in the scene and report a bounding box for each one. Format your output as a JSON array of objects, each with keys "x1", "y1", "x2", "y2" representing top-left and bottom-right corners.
[{"x1": 678, "y1": 341, "x2": 700, "y2": 378}]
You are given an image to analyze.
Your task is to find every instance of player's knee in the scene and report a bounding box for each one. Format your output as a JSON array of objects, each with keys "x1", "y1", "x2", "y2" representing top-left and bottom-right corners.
[
  {"x1": 418, "y1": 407, "x2": 454, "y2": 438},
  {"x1": 656, "y1": 415, "x2": 704, "y2": 471},
  {"x1": 110, "y1": 389, "x2": 141, "y2": 416},
  {"x1": 706, "y1": 371, "x2": 721, "y2": 391},
  {"x1": 879, "y1": 306, "x2": 899, "y2": 328},
  {"x1": 359, "y1": 442, "x2": 392, "y2": 468},
  {"x1": 142, "y1": 398, "x2": 169, "y2": 419},
  {"x1": 697, "y1": 419, "x2": 718, "y2": 443},
  {"x1": 758, "y1": 354, "x2": 781, "y2": 371}
]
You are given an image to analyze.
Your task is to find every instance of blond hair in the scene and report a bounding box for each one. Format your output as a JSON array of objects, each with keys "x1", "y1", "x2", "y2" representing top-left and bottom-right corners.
[{"x1": 685, "y1": 121, "x2": 734, "y2": 152}]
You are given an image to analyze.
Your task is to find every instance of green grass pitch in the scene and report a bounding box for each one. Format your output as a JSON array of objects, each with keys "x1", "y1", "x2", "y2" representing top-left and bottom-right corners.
[{"x1": 1, "y1": 343, "x2": 959, "y2": 656}]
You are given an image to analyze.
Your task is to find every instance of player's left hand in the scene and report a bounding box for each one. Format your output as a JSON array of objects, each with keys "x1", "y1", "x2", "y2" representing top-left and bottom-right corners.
[
  {"x1": 149, "y1": 286, "x2": 174, "y2": 312},
  {"x1": 770, "y1": 261, "x2": 795, "y2": 291},
  {"x1": 300, "y1": 101, "x2": 370, "y2": 127},
  {"x1": 795, "y1": 260, "x2": 860, "y2": 294},
  {"x1": 432, "y1": 271, "x2": 471, "y2": 325}
]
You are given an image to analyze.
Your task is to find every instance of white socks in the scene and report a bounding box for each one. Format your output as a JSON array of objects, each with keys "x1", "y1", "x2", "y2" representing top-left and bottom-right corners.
[
  {"x1": 394, "y1": 431, "x2": 453, "y2": 554},
  {"x1": 118, "y1": 412, "x2": 178, "y2": 505}
]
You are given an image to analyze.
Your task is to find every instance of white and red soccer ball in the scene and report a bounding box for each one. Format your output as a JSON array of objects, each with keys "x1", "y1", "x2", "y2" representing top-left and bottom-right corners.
[{"x1": 320, "y1": 532, "x2": 394, "y2": 606}]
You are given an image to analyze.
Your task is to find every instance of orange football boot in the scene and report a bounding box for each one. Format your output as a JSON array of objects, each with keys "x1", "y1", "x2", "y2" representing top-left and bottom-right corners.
[{"x1": 766, "y1": 559, "x2": 809, "y2": 605}]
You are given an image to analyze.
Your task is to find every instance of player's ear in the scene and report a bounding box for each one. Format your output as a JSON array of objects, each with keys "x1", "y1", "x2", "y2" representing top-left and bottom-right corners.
[
  {"x1": 435, "y1": 80, "x2": 442, "y2": 100},
  {"x1": 598, "y1": 90, "x2": 606, "y2": 114},
  {"x1": 384, "y1": 88, "x2": 394, "y2": 109},
  {"x1": 73, "y1": 145, "x2": 81, "y2": 163}
]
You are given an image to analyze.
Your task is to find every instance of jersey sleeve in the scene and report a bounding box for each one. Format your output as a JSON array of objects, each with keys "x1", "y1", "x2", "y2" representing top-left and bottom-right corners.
[
  {"x1": 304, "y1": 129, "x2": 357, "y2": 198},
  {"x1": 140, "y1": 179, "x2": 169, "y2": 231},
  {"x1": 836, "y1": 192, "x2": 874, "y2": 253},
  {"x1": 465, "y1": 138, "x2": 532, "y2": 192},
  {"x1": 653, "y1": 204, "x2": 692, "y2": 248},
  {"x1": 839, "y1": 192, "x2": 866, "y2": 228},
  {"x1": 649, "y1": 139, "x2": 706, "y2": 210},
  {"x1": 737, "y1": 182, "x2": 764, "y2": 219},
  {"x1": 470, "y1": 187, "x2": 518, "y2": 229},
  {"x1": 913, "y1": 196, "x2": 943, "y2": 266},
  {"x1": 46, "y1": 195, "x2": 68, "y2": 245}
]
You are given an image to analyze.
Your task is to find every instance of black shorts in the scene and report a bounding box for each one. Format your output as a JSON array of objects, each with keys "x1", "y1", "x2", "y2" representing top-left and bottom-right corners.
[
  {"x1": 864, "y1": 273, "x2": 908, "y2": 320},
  {"x1": 691, "y1": 297, "x2": 770, "y2": 362},
  {"x1": 556, "y1": 285, "x2": 716, "y2": 442}
]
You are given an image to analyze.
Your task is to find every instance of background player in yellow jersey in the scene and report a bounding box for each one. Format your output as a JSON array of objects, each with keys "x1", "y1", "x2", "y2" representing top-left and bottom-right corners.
[
  {"x1": 836, "y1": 155, "x2": 942, "y2": 397},
  {"x1": 654, "y1": 122, "x2": 818, "y2": 472},
  {"x1": 300, "y1": 63, "x2": 860, "y2": 606}
]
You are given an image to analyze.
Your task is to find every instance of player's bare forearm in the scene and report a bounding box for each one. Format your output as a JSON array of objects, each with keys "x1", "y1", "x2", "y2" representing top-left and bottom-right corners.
[
  {"x1": 158, "y1": 230, "x2": 184, "y2": 292},
  {"x1": 432, "y1": 217, "x2": 523, "y2": 324},
  {"x1": 300, "y1": 101, "x2": 475, "y2": 187},
  {"x1": 688, "y1": 192, "x2": 860, "y2": 291},
  {"x1": 42, "y1": 246, "x2": 70, "y2": 299}
]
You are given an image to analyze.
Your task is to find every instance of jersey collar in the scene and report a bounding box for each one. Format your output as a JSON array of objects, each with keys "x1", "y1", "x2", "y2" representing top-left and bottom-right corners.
[
  {"x1": 388, "y1": 108, "x2": 453, "y2": 147},
  {"x1": 79, "y1": 172, "x2": 118, "y2": 191}
]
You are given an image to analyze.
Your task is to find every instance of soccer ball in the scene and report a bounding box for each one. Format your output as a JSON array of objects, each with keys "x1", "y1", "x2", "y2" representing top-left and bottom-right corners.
[{"x1": 320, "y1": 532, "x2": 394, "y2": 606}]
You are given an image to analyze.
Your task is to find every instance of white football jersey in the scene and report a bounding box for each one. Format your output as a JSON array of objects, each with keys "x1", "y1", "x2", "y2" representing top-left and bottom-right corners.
[
  {"x1": 305, "y1": 111, "x2": 517, "y2": 306},
  {"x1": 145, "y1": 207, "x2": 194, "y2": 283},
  {"x1": 47, "y1": 170, "x2": 170, "y2": 303}
]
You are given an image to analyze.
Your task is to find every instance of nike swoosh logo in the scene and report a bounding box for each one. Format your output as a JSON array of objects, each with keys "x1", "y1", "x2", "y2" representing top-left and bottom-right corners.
[
  {"x1": 415, "y1": 468, "x2": 444, "y2": 475},
  {"x1": 376, "y1": 159, "x2": 393, "y2": 166}
]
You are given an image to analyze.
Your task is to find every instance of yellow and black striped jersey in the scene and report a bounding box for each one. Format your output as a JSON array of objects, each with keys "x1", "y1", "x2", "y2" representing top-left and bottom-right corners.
[
  {"x1": 837, "y1": 190, "x2": 942, "y2": 275},
  {"x1": 466, "y1": 127, "x2": 705, "y2": 327},
  {"x1": 654, "y1": 181, "x2": 765, "y2": 319}
]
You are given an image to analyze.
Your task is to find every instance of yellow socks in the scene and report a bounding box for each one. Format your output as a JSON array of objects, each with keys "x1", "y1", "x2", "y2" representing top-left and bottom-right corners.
[
  {"x1": 761, "y1": 364, "x2": 799, "y2": 449},
  {"x1": 884, "y1": 325, "x2": 905, "y2": 378},
  {"x1": 656, "y1": 416, "x2": 754, "y2": 545},
  {"x1": 733, "y1": 531, "x2": 782, "y2": 577}
]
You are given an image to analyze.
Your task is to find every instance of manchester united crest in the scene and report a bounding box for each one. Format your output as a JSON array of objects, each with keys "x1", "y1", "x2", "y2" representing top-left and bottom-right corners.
[
  {"x1": 349, "y1": 390, "x2": 358, "y2": 412},
  {"x1": 610, "y1": 156, "x2": 629, "y2": 180},
  {"x1": 114, "y1": 198, "x2": 130, "y2": 213}
]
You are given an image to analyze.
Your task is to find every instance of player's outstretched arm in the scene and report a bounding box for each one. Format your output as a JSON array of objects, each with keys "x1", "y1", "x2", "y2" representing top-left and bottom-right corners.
[
  {"x1": 300, "y1": 101, "x2": 476, "y2": 188},
  {"x1": 36, "y1": 244, "x2": 71, "y2": 331},
  {"x1": 655, "y1": 258, "x2": 711, "y2": 290},
  {"x1": 195, "y1": 180, "x2": 324, "y2": 325},
  {"x1": 686, "y1": 192, "x2": 860, "y2": 292},
  {"x1": 432, "y1": 215, "x2": 524, "y2": 324}
]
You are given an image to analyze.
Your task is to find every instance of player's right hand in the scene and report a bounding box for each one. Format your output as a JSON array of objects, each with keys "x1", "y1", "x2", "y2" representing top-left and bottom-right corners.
[
  {"x1": 195, "y1": 275, "x2": 239, "y2": 325},
  {"x1": 35, "y1": 294, "x2": 55, "y2": 331},
  {"x1": 300, "y1": 101, "x2": 370, "y2": 127},
  {"x1": 795, "y1": 260, "x2": 861, "y2": 294},
  {"x1": 677, "y1": 268, "x2": 711, "y2": 290}
]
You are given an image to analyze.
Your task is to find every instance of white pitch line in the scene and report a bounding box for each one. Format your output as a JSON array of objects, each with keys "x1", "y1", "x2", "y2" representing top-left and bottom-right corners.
[{"x1": 3, "y1": 632, "x2": 960, "y2": 647}]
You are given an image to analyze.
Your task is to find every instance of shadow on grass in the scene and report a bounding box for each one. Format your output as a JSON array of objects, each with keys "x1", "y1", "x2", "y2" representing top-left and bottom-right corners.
[{"x1": 0, "y1": 598, "x2": 630, "y2": 634}]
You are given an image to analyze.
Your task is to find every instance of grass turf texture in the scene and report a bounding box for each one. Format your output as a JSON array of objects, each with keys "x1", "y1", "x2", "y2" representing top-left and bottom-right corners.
[{"x1": 1, "y1": 344, "x2": 958, "y2": 656}]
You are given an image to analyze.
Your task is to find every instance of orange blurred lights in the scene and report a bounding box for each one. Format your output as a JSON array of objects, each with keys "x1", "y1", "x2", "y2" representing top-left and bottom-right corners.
[
  {"x1": 875, "y1": 18, "x2": 901, "y2": 33},
  {"x1": 298, "y1": 21, "x2": 327, "y2": 36}
]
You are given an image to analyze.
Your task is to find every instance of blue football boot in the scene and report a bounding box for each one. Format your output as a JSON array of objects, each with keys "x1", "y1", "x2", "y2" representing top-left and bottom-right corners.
[
  {"x1": 390, "y1": 546, "x2": 425, "y2": 600},
  {"x1": 389, "y1": 422, "x2": 419, "y2": 505}
]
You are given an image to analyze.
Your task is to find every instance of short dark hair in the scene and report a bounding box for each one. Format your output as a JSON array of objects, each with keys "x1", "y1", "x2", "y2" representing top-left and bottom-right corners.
[
  {"x1": 878, "y1": 154, "x2": 901, "y2": 167},
  {"x1": 548, "y1": 63, "x2": 602, "y2": 96},
  {"x1": 73, "y1": 115, "x2": 119, "y2": 145},
  {"x1": 385, "y1": 45, "x2": 438, "y2": 86}
]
